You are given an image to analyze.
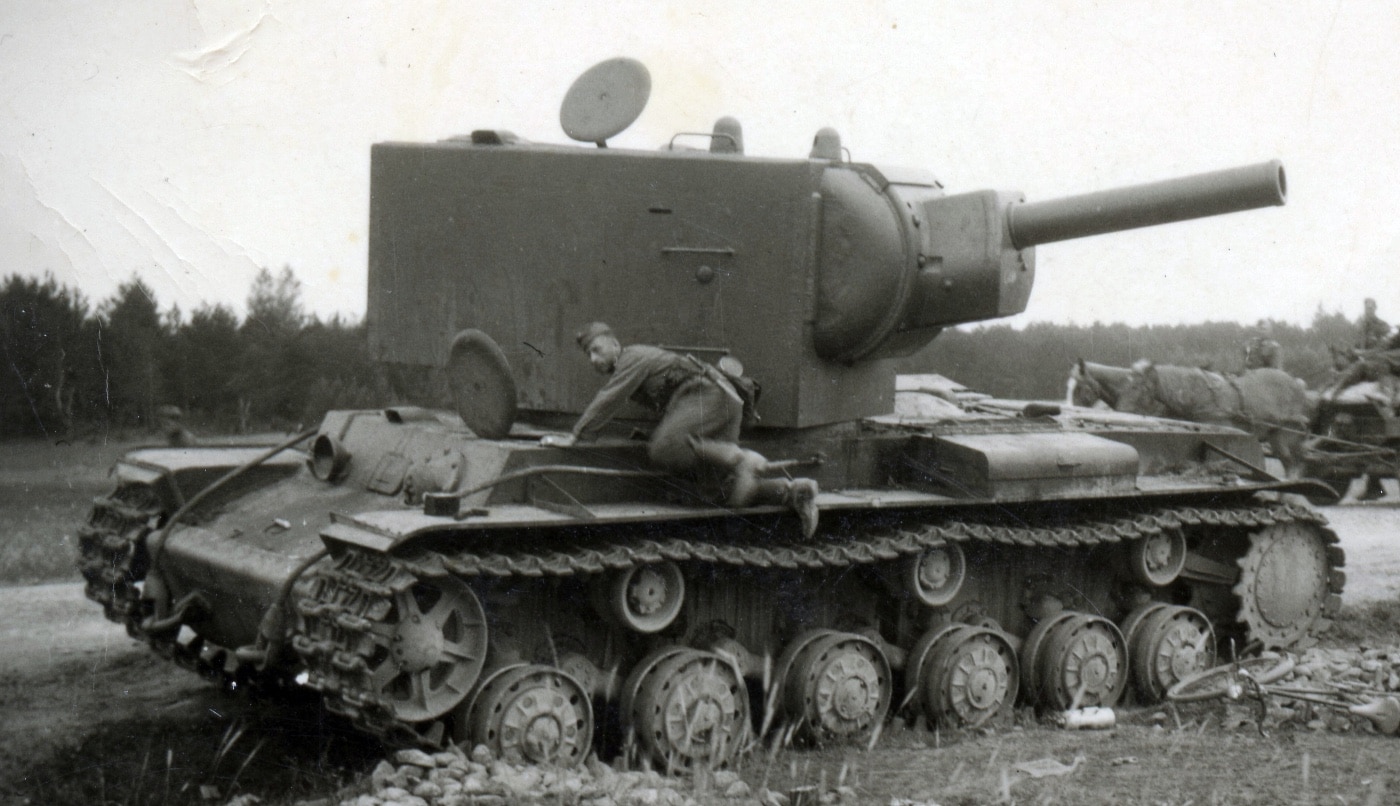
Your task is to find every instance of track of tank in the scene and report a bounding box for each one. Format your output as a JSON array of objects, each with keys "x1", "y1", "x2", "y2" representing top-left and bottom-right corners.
[
  {"x1": 77, "y1": 482, "x2": 279, "y2": 692},
  {"x1": 78, "y1": 468, "x2": 1344, "y2": 769}
]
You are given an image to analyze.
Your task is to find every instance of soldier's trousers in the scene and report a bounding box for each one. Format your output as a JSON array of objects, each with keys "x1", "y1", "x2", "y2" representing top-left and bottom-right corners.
[{"x1": 648, "y1": 377, "x2": 742, "y2": 473}]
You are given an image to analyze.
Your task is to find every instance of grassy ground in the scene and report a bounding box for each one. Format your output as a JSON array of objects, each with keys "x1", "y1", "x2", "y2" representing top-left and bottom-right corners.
[
  {"x1": 0, "y1": 437, "x2": 140, "y2": 586},
  {"x1": 1329, "y1": 598, "x2": 1400, "y2": 651},
  {"x1": 0, "y1": 434, "x2": 288, "y2": 586},
  {"x1": 741, "y1": 710, "x2": 1399, "y2": 805},
  {"x1": 12, "y1": 677, "x2": 382, "y2": 806}
]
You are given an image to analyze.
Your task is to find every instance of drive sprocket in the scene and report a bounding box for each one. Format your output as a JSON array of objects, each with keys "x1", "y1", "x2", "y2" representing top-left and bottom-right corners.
[{"x1": 1233, "y1": 521, "x2": 1342, "y2": 649}]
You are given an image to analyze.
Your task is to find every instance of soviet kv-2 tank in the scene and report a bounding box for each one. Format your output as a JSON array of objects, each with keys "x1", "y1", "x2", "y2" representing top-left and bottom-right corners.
[{"x1": 78, "y1": 58, "x2": 1343, "y2": 770}]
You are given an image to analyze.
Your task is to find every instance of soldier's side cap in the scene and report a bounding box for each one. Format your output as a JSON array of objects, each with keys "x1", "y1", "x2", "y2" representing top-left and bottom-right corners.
[{"x1": 576, "y1": 322, "x2": 614, "y2": 349}]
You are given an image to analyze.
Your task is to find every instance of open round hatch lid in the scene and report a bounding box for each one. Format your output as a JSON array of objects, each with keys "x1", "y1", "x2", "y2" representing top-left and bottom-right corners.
[{"x1": 445, "y1": 329, "x2": 517, "y2": 439}]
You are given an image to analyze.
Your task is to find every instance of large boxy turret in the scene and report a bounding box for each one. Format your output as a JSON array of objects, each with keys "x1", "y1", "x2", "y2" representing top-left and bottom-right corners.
[{"x1": 368, "y1": 58, "x2": 1285, "y2": 428}]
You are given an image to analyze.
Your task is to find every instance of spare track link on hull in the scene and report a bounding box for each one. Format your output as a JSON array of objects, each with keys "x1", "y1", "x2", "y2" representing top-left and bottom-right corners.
[{"x1": 293, "y1": 500, "x2": 1341, "y2": 745}]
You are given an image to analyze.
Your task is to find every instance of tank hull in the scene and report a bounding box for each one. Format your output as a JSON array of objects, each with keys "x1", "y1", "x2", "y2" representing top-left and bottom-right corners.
[{"x1": 78, "y1": 400, "x2": 1343, "y2": 764}]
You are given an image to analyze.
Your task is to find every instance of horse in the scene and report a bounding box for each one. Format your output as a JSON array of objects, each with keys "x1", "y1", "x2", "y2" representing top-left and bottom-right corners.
[
  {"x1": 1067, "y1": 359, "x2": 1315, "y2": 478},
  {"x1": 1066, "y1": 361, "x2": 1134, "y2": 410}
]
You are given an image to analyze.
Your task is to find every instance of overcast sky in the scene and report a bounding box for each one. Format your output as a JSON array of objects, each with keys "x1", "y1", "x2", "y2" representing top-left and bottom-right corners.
[{"x1": 2, "y1": 1, "x2": 1396, "y2": 328}]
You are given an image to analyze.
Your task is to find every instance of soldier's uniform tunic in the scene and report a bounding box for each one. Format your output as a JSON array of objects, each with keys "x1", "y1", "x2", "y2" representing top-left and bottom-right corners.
[{"x1": 571, "y1": 344, "x2": 741, "y2": 473}]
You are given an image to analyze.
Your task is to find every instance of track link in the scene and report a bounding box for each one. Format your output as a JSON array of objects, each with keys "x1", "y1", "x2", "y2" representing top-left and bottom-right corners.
[
  {"x1": 77, "y1": 483, "x2": 163, "y2": 633},
  {"x1": 291, "y1": 549, "x2": 429, "y2": 743},
  {"x1": 426, "y1": 500, "x2": 1336, "y2": 579},
  {"x1": 76, "y1": 482, "x2": 285, "y2": 691}
]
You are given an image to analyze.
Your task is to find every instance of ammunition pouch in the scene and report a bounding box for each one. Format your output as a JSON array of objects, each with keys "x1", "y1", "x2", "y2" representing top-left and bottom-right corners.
[{"x1": 685, "y1": 354, "x2": 762, "y2": 428}]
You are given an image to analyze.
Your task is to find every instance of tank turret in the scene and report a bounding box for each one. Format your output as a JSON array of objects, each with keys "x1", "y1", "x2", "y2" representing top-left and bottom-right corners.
[{"x1": 368, "y1": 63, "x2": 1286, "y2": 428}]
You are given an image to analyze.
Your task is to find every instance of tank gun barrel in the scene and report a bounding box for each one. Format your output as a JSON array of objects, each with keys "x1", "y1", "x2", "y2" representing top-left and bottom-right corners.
[{"x1": 1006, "y1": 160, "x2": 1286, "y2": 249}]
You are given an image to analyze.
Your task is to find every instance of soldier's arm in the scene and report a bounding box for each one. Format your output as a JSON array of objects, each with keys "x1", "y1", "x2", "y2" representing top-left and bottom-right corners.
[{"x1": 570, "y1": 350, "x2": 657, "y2": 441}]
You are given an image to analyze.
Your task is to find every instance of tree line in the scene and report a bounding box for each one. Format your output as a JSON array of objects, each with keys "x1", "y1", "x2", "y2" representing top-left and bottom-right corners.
[
  {"x1": 0, "y1": 268, "x2": 437, "y2": 440},
  {"x1": 0, "y1": 266, "x2": 1371, "y2": 439}
]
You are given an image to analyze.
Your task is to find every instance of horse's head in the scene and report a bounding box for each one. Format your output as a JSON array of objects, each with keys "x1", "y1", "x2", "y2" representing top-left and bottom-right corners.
[
  {"x1": 1068, "y1": 359, "x2": 1138, "y2": 410},
  {"x1": 1068, "y1": 359, "x2": 1105, "y2": 407}
]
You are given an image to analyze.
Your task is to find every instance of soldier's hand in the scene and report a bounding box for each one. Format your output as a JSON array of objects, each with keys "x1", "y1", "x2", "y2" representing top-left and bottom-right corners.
[{"x1": 540, "y1": 433, "x2": 577, "y2": 448}]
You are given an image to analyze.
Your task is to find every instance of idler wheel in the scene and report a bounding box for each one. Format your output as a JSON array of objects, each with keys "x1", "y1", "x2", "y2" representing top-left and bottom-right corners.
[
  {"x1": 602, "y1": 562, "x2": 685, "y2": 634},
  {"x1": 1127, "y1": 530, "x2": 1187, "y2": 586},
  {"x1": 1125, "y1": 605, "x2": 1215, "y2": 702},
  {"x1": 778, "y1": 630, "x2": 891, "y2": 743},
  {"x1": 915, "y1": 625, "x2": 1019, "y2": 728},
  {"x1": 372, "y1": 575, "x2": 488, "y2": 722},
  {"x1": 621, "y1": 647, "x2": 748, "y2": 769},
  {"x1": 1026, "y1": 612, "x2": 1127, "y2": 710},
  {"x1": 903, "y1": 543, "x2": 966, "y2": 607},
  {"x1": 456, "y1": 664, "x2": 593, "y2": 766},
  {"x1": 1234, "y1": 522, "x2": 1331, "y2": 649}
]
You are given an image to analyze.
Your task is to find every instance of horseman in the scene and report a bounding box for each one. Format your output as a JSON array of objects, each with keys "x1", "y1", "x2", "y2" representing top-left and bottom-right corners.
[
  {"x1": 1325, "y1": 327, "x2": 1400, "y2": 406},
  {"x1": 1243, "y1": 320, "x2": 1282, "y2": 370},
  {"x1": 1360, "y1": 298, "x2": 1391, "y2": 350}
]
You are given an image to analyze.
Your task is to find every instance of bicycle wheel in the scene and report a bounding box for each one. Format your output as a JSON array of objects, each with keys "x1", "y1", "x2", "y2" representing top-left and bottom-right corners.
[{"x1": 1165, "y1": 654, "x2": 1296, "y2": 703}]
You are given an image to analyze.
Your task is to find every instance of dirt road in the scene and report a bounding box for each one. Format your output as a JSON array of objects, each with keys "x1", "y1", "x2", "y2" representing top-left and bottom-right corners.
[
  {"x1": 1318, "y1": 502, "x2": 1400, "y2": 603},
  {"x1": 1, "y1": 503, "x2": 1397, "y2": 804},
  {"x1": 0, "y1": 583, "x2": 380, "y2": 804}
]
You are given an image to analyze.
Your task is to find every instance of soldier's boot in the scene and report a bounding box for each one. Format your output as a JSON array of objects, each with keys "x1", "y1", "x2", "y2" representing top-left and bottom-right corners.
[
  {"x1": 786, "y1": 478, "x2": 820, "y2": 538},
  {"x1": 744, "y1": 477, "x2": 820, "y2": 538}
]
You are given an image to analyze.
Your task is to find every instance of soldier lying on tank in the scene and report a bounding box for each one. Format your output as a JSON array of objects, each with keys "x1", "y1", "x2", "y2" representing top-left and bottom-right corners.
[{"x1": 538, "y1": 322, "x2": 821, "y2": 537}]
